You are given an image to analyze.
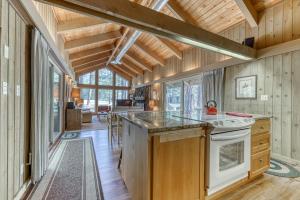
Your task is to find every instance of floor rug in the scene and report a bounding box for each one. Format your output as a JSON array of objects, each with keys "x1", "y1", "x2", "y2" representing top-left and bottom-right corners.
[
  {"x1": 29, "y1": 138, "x2": 103, "y2": 200},
  {"x1": 266, "y1": 159, "x2": 300, "y2": 178}
]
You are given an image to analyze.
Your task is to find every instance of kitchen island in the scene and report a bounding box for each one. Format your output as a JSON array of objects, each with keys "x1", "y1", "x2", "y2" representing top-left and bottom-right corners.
[{"x1": 118, "y1": 111, "x2": 271, "y2": 200}]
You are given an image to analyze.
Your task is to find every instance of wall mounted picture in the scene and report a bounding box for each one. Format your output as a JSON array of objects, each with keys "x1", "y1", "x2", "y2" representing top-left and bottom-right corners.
[{"x1": 235, "y1": 75, "x2": 257, "y2": 99}]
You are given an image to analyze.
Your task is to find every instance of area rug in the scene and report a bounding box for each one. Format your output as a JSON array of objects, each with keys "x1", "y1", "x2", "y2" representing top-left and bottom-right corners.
[
  {"x1": 266, "y1": 159, "x2": 300, "y2": 178},
  {"x1": 61, "y1": 131, "x2": 81, "y2": 139},
  {"x1": 29, "y1": 138, "x2": 103, "y2": 200}
]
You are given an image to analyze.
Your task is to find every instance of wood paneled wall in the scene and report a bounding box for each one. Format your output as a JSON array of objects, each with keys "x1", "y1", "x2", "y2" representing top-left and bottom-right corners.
[
  {"x1": 33, "y1": 1, "x2": 70, "y2": 65},
  {"x1": 0, "y1": 0, "x2": 31, "y2": 199},
  {"x1": 132, "y1": 0, "x2": 300, "y2": 162},
  {"x1": 133, "y1": 0, "x2": 300, "y2": 86},
  {"x1": 224, "y1": 50, "x2": 300, "y2": 161}
]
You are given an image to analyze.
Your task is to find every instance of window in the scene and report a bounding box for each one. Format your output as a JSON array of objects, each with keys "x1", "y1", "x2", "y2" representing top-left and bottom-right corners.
[
  {"x1": 79, "y1": 71, "x2": 96, "y2": 85},
  {"x1": 165, "y1": 82, "x2": 183, "y2": 111},
  {"x1": 98, "y1": 89, "x2": 113, "y2": 106},
  {"x1": 184, "y1": 78, "x2": 203, "y2": 114},
  {"x1": 115, "y1": 90, "x2": 128, "y2": 104},
  {"x1": 99, "y1": 68, "x2": 113, "y2": 86},
  {"x1": 116, "y1": 74, "x2": 129, "y2": 87},
  {"x1": 80, "y1": 88, "x2": 96, "y2": 112}
]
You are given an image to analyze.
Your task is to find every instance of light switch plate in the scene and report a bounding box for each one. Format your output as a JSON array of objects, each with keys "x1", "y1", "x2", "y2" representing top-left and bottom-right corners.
[
  {"x1": 4, "y1": 45, "x2": 9, "y2": 59},
  {"x1": 2, "y1": 82, "x2": 8, "y2": 95},
  {"x1": 261, "y1": 95, "x2": 268, "y2": 101}
]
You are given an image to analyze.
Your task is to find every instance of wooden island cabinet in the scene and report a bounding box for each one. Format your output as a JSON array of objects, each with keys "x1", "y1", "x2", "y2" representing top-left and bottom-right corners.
[
  {"x1": 122, "y1": 119, "x2": 207, "y2": 200},
  {"x1": 120, "y1": 113, "x2": 271, "y2": 200}
]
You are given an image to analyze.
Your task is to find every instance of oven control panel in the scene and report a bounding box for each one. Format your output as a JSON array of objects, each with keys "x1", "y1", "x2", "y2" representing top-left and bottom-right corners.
[{"x1": 211, "y1": 118, "x2": 255, "y2": 129}]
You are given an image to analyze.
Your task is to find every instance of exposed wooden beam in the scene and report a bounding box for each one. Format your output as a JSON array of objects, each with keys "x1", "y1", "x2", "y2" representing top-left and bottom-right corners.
[
  {"x1": 156, "y1": 38, "x2": 182, "y2": 59},
  {"x1": 166, "y1": 0, "x2": 198, "y2": 25},
  {"x1": 65, "y1": 31, "x2": 121, "y2": 50},
  {"x1": 69, "y1": 44, "x2": 114, "y2": 61},
  {"x1": 57, "y1": 17, "x2": 107, "y2": 33},
  {"x1": 74, "y1": 58, "x2": 108, "y2": 71},
  {"x1": 122, "y1": 58, "x2": 144, "y2": 75},
  {"x1": 76, "y1": 65, "x2": 106, "y2": 75},
  {"x1": 72, "y1": 51, "x2": 111, "y2": 68},
  {"x1": 234, "y1": 0, "x2": 258, "y2": 28},
  {"x1": 134, "y1": 40, "x2": 166, "y2": 66},
  {"x1": 108, "y1": 65, "x2": 132, "y2": 80},
  {"x1": 119, "y1": 63, "x2": 139, "y2": 76},
  {"x1": 124, "y1": 52, "x2": 153, "y2": 72},
  {"x1": 110, "y1": 64, "x2": 136, "y2": 78},
  {"x1": 36, "y1": 0, "x2": 256, "y2": 60},
  {"x1": 106, "y1": 27, "x2": 130, "y2": 65}
]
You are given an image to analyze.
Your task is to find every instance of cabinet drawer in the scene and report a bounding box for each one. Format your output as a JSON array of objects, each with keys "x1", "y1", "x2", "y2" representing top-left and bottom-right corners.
[
  {"x1": 250, "y1": 150, "x2": 270, "y2": 178},
  {"x1": 251, "y1": 133, "x2": 270, "y2": 155},
  {"x1": 251, "y1": 119, "x2": 270, "y2": 135}
]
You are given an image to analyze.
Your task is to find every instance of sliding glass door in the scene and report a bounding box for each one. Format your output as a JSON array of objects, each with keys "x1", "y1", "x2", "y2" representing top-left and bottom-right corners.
[{"x1": 49, "y1": 62, "x2": 63, "y2": 144}]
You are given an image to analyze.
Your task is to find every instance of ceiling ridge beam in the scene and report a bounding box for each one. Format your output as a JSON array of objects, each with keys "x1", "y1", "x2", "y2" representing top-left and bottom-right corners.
[
  {"x1": 233, "y1": 0, "x2": 258, "y2": 28},
  {"x1": 134, "y1": 40, "x2": 166, "y2": 66},
  {"x1": 36, "y1": 0, "x2": 256, "y2": 60},
  {"x1": 69, "y1": 44, "x2": 114, "y2": 61},
  {"x1": 65, "y1": 31, "x2": 122, "y2": 50},
  {"x1": 72, "y1": 51, "x2": 111, "y2": 67},
  {"x1": 124, "y1": 52, "x2": 153, "y2": 72},
  {"x1": 57, "y1": 17, "x2": 107, "y2": 33}
]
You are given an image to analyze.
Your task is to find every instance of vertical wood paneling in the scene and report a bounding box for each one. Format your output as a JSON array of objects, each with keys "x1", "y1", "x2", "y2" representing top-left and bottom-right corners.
[
  {"x1": 273, "y1": 3, "x2": 284, "y2": 45},
  {"x1": 224, "y1": 50, "x2": 300, "y2": 162},
  {"x1": 7, "y1": 6, "x2": 16, "y2": 200},
  {"x1": 0, "y1": 0, "x2": 9, "y2": 199},
  {"x1": 283, "y1": 0, "x2": 293, "y2": 41},
  {"x1": 272, "y1": 55, "x2": 282, "y2": 154},
  {"x1": 265, "y1": 7, "x2": 274, "y2": 46},
  {"x1": 0, "y1": 1, "x2": 30, "y2": 198},
  {"x1": 281, "y1": 52, "x2": 292, "y2": 157},
  {"x1": 292, "y1": 0, "x2": 300, "y2": 39},
  {"x1": 291, "y1": 51, "x2": 300, "y2": 160},
  {"x1": 14, "y1": 14, "x2": 22, "y2": 194}
]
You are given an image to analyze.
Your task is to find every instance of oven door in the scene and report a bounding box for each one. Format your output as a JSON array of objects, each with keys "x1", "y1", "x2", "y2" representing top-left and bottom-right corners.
[{"x1": 208, "y1": 129, "x2": 250, "y2": 195}]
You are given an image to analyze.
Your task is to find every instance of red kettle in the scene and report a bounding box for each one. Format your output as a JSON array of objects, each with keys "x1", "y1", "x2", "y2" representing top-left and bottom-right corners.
[{"x1": 206, "y1": 100, "x2": 217, "y2": 115}]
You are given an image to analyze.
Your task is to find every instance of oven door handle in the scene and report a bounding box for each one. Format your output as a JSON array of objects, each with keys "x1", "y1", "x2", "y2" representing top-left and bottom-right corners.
[{"x1": 211, "y1": 132, "x2": 249, "y2": 141}]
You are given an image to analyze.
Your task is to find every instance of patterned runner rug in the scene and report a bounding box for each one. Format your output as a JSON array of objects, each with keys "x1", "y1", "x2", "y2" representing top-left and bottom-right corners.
[
  {"x1": 29, "y1": 138, "x2": 103, "y2": 200},
  {"x1": 266, "y1": 159, "x2": 300, "y2": 178}
]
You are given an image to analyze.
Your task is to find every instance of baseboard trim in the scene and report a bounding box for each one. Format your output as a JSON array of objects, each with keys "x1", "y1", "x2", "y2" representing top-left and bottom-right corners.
[
  {"x1": 14, "y1": 179, "x2": 32, "y2": 200},
  {"x1": 271, "y1": 153, "x2": 300, "y2": 166}
]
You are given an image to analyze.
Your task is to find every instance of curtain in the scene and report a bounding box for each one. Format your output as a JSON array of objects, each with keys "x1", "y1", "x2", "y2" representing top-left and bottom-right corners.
[
  {"x1": 31, "y1": 28, "x2": 50, "y2": 183},
  {"x1": 202, "y1": 68, "x2": 224, "y2": 111}
]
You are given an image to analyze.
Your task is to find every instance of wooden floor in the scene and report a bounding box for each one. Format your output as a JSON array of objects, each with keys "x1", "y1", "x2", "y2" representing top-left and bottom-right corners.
[{"x1": 78, "y1": 125, "x2": 300, "y2": 200}]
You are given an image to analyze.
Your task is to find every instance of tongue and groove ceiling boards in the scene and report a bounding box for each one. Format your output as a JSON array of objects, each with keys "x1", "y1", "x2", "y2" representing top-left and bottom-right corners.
[{"x1": 36, "y1": 0, "x2": 281, "y2": 79}]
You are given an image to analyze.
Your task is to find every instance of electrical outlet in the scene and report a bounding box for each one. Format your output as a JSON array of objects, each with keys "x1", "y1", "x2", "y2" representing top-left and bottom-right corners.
[{"x1": 261, "y1": 95, "x2": 268, "y2": 101}]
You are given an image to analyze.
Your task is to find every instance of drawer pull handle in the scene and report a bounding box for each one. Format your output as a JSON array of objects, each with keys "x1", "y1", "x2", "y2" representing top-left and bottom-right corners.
[
  {"x1": 259, "y1": 159, "x2": 263, "y2": 163},
  {"x1": 260, "y1": 126, "x2": 264, "y2": 130},
  {"x1": 259, "y1": 142, "x2": 264, "y2": 145}
]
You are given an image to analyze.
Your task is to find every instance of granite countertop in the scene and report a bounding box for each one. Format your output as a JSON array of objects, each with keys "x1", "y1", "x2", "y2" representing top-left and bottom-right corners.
[
  {"x1": 118, "y1": 111, "x2": 271, "y2": 134},
  {"x1": 118, "y1": 111, "x2": 208, "y2": 133}
]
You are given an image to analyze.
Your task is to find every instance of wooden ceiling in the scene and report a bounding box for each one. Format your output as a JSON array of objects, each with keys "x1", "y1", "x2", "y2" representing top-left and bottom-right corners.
[{"x1": 49, "y1": 0, "x2": 281, "y2": 79}]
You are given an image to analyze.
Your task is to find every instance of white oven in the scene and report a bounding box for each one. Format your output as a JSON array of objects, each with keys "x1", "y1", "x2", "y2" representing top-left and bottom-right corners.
[{"x1": 207, "y1": 128, "x2": 251, "y2": 195}]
